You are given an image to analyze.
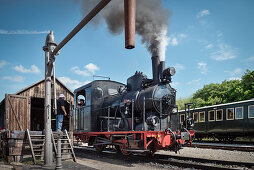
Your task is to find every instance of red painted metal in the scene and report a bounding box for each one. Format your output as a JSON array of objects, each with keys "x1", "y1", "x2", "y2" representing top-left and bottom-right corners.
[{"x1": 74, "y1": 129, "x2": 195, "y2": 153}]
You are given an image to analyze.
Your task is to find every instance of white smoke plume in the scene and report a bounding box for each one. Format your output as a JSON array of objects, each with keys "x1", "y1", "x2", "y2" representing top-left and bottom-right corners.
[{"x1": 81, "y1": 0, "x2": 171, "y2": 61}]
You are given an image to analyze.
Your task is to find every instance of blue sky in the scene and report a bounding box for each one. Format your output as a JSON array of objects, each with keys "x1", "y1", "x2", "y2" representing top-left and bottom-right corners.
[{"x1": 0, "y1": 0, "x2": 254, "y2": 101}]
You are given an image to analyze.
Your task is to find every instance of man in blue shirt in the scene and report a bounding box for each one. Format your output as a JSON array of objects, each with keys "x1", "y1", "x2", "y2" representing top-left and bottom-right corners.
[{"x1": 56, "y1": 94, "x2": 67, "y2": 131}]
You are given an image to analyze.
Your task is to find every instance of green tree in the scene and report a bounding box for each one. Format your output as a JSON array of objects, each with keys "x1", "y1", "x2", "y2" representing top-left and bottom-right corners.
[{"x1": 177, "y1": 69, "x2": 254, "y2": 108}]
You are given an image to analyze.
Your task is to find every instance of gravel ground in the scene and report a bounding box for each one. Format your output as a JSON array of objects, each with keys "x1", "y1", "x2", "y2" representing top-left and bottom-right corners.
[
  {"x1": 1, "y1": 146, "x2": 253, "y2": 170},
  {"x1": 159, "y1": 147, "x2": 254, "y2": 163}
]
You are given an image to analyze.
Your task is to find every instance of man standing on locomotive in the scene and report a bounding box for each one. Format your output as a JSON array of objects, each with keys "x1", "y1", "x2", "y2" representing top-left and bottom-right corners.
[{"x1": 56, "y1": 94, "x2": 67, "y2": 131}]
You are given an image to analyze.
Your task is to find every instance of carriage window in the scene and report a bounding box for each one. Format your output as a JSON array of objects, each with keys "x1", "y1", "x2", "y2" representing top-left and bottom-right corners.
[
  {"x1": 226, "y1": 108, "x2": 234, "y2": 120},
  {"x1": 209, "y1": 110, "x2": 215, "y2": 121},
  {"x1": 108, "y1": 88, "x2": 118, "y2": 95},
  {"x1": 180, "y1": 114, "x2": 185, "y2": 124},
  {"x1": 199, "y1": 112, "x2": 205, "y2": 122},
  {"x1": 216, "y1": 109, "x2": 223, "y2": 121},
  {"x1": 193, "y1": 112, "x2": 198, "y2": 123},
  {"x1": 248, "y1": 105, "x2": 254, "y2": 118},
  {"x1": 235, "y1": 107, "x2": 243, "y2": 119}
]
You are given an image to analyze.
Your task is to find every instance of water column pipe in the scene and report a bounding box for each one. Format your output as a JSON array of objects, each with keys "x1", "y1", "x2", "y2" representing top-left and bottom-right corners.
[{"x1": 43, "y1": 30, "x2": 57, "y2": 166}]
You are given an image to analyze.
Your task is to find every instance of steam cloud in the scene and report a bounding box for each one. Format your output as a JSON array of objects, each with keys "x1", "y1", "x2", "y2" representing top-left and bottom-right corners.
[{"x1": 81, "y1": 0, "x2": 171, "y2": 61}]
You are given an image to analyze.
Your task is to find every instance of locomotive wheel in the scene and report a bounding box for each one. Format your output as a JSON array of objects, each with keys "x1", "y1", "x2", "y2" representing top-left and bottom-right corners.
[
  {"x1": 94, "y1": 144, "x2": 106, "y2": 152},
  {"x1": 115, "y1": 145, "x2": 132, "y2": 155}
]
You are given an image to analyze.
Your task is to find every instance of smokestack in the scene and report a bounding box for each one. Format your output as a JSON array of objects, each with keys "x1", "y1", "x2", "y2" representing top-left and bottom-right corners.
[
  {"x1": 159, "y1": 61, "x2": 165, "y2": 80},
  {"x1": 152, "y1": 56, "x2": 160, "y2": 83},
  {"x1": 124, "y1": 0, "x2": 136, "y2": 49}
]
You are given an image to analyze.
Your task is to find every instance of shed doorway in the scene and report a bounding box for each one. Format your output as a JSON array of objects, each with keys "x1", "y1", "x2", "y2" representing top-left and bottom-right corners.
[{"x1": 30, "y1": 97, "x2": 70, "y2": 131}]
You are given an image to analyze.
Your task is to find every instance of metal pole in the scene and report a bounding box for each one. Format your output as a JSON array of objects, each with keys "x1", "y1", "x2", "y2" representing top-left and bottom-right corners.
[
  {"x1": 53, "y1": 62, "x2": 57, "y2": 115},
  {"x1": 107, "y1": 107, "x2": 110, "y2": 132},
  {"x1": 143, "y1": 97, "x2": 145, "y2": 131},
  {"x1": 43, "y1": 30, "x2": 57, "y2": 166},
  {"x1": 160, "y1": 99, "x2": 162, "y2": 131},
  {"x1": 131, "y1": 99, "x2": 134, "y2": 131},
  {"x1": 56, "y1": 134, "x2": 62, "y2": 169},
  {"x1": 53, "y1": 0, "x2": 111, "y2": 55}
]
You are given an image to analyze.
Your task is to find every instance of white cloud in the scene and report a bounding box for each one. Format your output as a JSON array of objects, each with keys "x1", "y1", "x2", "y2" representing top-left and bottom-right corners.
[
  {"x1": 70, "y1": 66, "x2": 90, "y2": 77},
  {"x1": 0, "y1": 60, "x2": 7, "y2": 68},
  {"x1": 58, "y1": 76, "x2": 90, "y2": 91},
  {"x1": 216, "y1": 31, "x2": 223, "y2": 42},
  {"x1": 229, "y1": 77, "x2": 241, "y2": 81},
  {"x1": 85, "y1": 63, "x2": 99, "y2": 74},
  {"x1": 197, "y1": 62, "x2": 207, "y2": 74},
  {"x1": 247, "y1": 56, "x2": 254, "y2": 61},
  {"x1": 0, "y1": 29, "x2": 49, "y2": 35},
  {"x1": 168, "y1": 34, "x2": 187, "y2": 47},
  {"x1": 211, "y1": 44, "x2": 237, "y2": 61},
  {"x1": 14, "y1": 64, "x2": 40, "y2": 74},
  {"x1": 169, "y1": 36, "x2": 178, "y2": 46},
  {"x1": 187, "y1": 78, "x2": 202, "y2": 85},
  {"x1": 197, "y1": 10, "x2": 210, "y2": 18},
  {"x1": 225, "y1": 68, "x2": 242, "y2": 76},
  {"x1": 171, "y1": 81, "x2": 179, "y2": 87},
  {"x1": 3, "y1": 75, "x2": 24, "y2": 82},
  {"x1": 178, "y1": 34, "x2": 187, "y2": 39},
  {"x1": 205, "y1": 43, "x2": 213, "y2": 49},
  {"x1": 174, "y1": 64, "x2": 185, "y2": 71},
  {"x1": 71, "y1": 63, "x2": 100, "y2": 76}
]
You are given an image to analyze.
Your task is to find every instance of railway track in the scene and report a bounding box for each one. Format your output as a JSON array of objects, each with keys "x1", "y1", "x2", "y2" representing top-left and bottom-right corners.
[
  {"x1": 190, "y1": 142, "x2": 254, "y2": 152},
  {"x1": 74, "y1": 146, "x2": 254, "y2": 170}
]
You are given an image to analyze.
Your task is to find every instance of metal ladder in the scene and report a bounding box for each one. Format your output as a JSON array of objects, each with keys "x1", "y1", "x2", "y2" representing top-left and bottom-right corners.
[{"x1": 27, "y1": 129, "x2": 76, "y2": 164}]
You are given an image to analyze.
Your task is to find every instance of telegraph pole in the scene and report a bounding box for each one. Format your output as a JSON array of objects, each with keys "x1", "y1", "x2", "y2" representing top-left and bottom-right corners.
[{"x1": 43, "y1": 30, "x2": 57, "y2": 166}]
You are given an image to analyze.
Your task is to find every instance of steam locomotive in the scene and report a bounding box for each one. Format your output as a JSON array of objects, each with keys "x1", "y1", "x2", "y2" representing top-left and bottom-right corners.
[{"x1": 73, "y1": 56, "x2": 194, "y2": 155}]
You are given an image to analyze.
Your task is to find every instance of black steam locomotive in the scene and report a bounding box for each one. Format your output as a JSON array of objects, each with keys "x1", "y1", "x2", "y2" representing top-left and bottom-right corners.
[{"x1": 73, "y1": 56, "x2": 194, "y2": 154}]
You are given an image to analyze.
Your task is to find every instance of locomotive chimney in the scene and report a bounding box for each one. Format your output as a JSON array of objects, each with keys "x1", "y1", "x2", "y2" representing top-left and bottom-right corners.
[
  {"x1": 124, "y1": 0, "x2": 136, "y2": 49},
  {"x1": 159, "y1": 61, "x2": 165, "y2": 80},
  {"x1": 151, "y1": 56, "x2": 160, "y2": 83}
]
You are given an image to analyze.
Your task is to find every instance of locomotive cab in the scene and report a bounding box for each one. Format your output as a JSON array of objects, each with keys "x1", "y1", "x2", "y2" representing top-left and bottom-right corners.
[{"x1": 73, "y1": 80, "x2": 126, "y2": 132}]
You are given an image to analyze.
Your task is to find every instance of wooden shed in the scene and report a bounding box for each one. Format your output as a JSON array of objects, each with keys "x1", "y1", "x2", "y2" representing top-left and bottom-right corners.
[{"x1": 0, "y1": 78, "x2": 74, "y2": 131}]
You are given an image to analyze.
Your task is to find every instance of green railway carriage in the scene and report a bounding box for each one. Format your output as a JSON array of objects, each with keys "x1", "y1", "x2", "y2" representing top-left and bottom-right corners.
[{"x1": 178, "y1": 99, "x2": 254, "y2": 141}]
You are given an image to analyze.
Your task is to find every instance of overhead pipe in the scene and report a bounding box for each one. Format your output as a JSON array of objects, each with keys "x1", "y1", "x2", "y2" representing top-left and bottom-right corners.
[{"x1": 124, "y1": 0, "x2": 136, "y2": 49}]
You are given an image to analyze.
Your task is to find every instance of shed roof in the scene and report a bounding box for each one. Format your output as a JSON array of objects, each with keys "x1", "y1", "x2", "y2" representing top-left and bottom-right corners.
[
  {"x1": 14, "y1": 77, "x2": 73, "y2": 96},
  {"x1": 0, "y1": 77, "x2": 73, "y2": 105}
]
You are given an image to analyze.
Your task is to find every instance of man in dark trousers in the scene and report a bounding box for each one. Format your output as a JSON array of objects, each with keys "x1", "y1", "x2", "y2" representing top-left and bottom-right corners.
[{"x1": 56, "y1": 94, "x2": 67, "y2": 131}]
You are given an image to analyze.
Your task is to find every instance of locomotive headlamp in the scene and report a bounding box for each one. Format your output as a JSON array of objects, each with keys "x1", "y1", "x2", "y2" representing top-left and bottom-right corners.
[
  {"x1": 163, "y1": 67, "x2": 176, "y2": 77},
  {"x1": 169, "y1": 67, "x2": 176, "y2": 76}
]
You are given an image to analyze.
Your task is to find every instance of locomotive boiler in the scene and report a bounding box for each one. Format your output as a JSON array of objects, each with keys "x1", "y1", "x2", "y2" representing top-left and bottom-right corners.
[{"x1": 73, "y1": 55, "x2": 194, "y2": 154}]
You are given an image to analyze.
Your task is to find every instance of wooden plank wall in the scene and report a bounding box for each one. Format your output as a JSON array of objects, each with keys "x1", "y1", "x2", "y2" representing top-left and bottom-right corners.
[
  {"x1": 5, "y1": 94, "x2": 30, "y2": 131},
  {"x1": 18, "y1": 80, "x2": 74, "y2": 103}
]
